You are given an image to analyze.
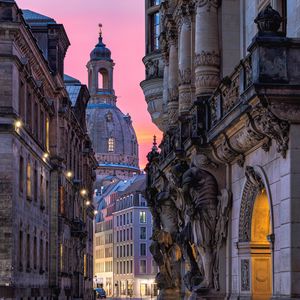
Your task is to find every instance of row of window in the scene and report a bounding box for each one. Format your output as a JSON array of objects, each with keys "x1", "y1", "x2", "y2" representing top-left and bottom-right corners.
[
  {"x1": 116, "y1": 228, "x2": 133, "y2": 242},
  {"x1": 96, "y1": 219, "x2": 113, "y2": 233},
  {"x1": 95, "y1": 233, "x2": 113, "y2": 246},
  {"x1": 19, "y1": 230, "x2": 48, "y2": 273},
  {"x1": 19, "y1": 155, "x2": 49, "y2": 211},
  {"x1": 116, "y1": 243, "x2": 133, "y2": 258},
  {"x1": 95, "y1": 261, "x2": 113, "y2": 273},
  {"x1": 116, "y1": 212, "x2": 133, "y2": 226},
  {"x1": 116, "y1": 260, "x2": 133, "y2": 275},
  {"x1": 116, "y1": 196, "x2": 134, "y2": 211},
  {"x1": 95, "y1": 247, "x2": 113, "y2": 259},
  {"x1": 19, "y1": 80, "x2": 50, "y2": 150},
  {"x1": 116, "y1": 226, "x2": 147, "y2": 241}
]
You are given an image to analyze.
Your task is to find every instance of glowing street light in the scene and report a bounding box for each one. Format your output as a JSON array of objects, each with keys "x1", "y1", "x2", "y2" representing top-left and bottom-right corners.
[
  {"x1": 80, "y1": 189, "x2": 87, "y2": 197},
  {"x1": 85, "y1": 200, "x2": 91, "y2": 206},
  {"x1": 66, "y1": 171, "x2": 73, "y2": 179},
  {"x1": 43, "y1": 153, "x2": 49, "y2": 159},
  {"x1": 94, "y1": 210, "x2": 98, "y2": 215},
  {"x1": 15, "y1": 120, "x2": 22, "y2": 130}
]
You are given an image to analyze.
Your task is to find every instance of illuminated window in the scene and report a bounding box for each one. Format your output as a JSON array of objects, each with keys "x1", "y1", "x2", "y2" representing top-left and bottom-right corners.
[
  {"x1": 46, "y1": 117, "x2": 49, "y2": 151},
  {"x1": 60, "y1": 243, "x2": 63, "y2": 271},
  {"x1": 26, "y1": 162, "x2": 32, "y2": 199},
  {"x1": 84, "y1": 254, "x2": 87, "y2": 277},
  {"x1": 139, "y1": 211, "x2": 146, "y2": 223},
  {"x1": 108, "y1": 137, "x2": 115, "y2": 152},
  {"x1": 140, "y1": 260, "x2": 146, "y2": 273}
]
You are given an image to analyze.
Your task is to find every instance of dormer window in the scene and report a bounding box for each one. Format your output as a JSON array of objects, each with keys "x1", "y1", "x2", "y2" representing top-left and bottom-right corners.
[{"x1": 108, "y1": 137, "x2": 115, "y2": 152}]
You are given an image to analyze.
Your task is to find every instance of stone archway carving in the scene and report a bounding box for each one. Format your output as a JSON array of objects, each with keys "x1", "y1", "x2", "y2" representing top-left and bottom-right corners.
[{"x1": 239, "y1": 166, "x2": 265, "y2": 242}]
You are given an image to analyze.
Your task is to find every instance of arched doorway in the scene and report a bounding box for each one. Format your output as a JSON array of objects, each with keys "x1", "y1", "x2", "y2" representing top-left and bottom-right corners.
[
  {"x1": 238, "y1": 166, "x2": 273, "y2": 299},
  {"x1": 250, "y1": 189, "x2": 272, "y2": 297}
]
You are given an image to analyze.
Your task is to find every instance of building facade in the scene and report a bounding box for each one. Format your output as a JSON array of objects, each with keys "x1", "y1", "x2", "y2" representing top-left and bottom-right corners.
[
  {"x1": 142, "y1": 0, "x2": 300, "y2": 299},
  {"x1": 94, "y1": 190, "x2": 115, "y2": 296},
  {"x1": 113, "y1": 175, "x2": 157, "y2": 298},
  {"x1": 0, "y1": 1, "x2": 96, "y2": 299}
]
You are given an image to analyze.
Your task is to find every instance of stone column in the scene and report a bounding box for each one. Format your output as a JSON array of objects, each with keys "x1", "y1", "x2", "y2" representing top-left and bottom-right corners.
[
  {"x1": 194, "y1": 0, "x2": 220, "y2": 97},
  {"x1": 178, "y1": 11, "x2": 192, "y2": 114},
  {"x1": 159, "y1": 31, "x2": 170, "y2": 131},
  {"x1": 167, "y1": 28, "x2": 179, "y2": 127},
  {"x1": 162, "y1": 61, "x2": 169, "y2": 129}
]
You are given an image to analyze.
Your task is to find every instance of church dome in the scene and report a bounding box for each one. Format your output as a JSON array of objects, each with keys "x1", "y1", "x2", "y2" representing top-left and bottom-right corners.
[
  {"x1": 90, "y1": 36, "x2": 112, "y2": 61},
  {"x1": 86, "y1": 102, "x2": 139, "y2": 176},
  {"x1": 87, "y1": 28, "x2": 140, "y2": 181}
]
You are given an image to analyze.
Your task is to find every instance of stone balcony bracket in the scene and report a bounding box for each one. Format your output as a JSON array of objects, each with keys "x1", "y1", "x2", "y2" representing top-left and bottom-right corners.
[{"x1": 206, "y1": 34, "x2": 300, "y2": 165}]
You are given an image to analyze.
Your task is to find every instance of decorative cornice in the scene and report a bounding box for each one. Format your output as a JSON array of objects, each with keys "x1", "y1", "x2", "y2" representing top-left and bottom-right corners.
[{"x1": 195, "y1": 50, "x2": 220, "y2": 67}]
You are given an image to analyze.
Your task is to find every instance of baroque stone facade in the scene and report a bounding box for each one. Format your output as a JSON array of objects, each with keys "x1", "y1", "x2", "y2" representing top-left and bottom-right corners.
[
  {"x1": 0, "y1": 1, "x2": 97, "y2": 299},
  {"x1": 142, "y1": 0, "x2": 300, "y2": 299}
]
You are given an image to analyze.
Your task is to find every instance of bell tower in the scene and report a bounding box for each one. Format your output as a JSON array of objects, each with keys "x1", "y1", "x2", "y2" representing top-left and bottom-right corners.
[{"x1": 87, "y1": 24, "x2": 116, "y2": 105}]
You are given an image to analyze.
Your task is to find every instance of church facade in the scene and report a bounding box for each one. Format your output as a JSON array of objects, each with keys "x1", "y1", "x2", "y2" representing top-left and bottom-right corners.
[
  {"x1": 141, "y1": 0, "x2": 300, "y2": 299},
  {"x1": 86, "y1": 30, "x2": 140, "y2": 184}
]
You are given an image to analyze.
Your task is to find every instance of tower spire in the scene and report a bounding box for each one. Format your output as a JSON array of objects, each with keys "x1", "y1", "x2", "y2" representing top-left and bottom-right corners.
[
  {"x1": 152, "y1": 135, "x2": 158, "y2": 151},
  {"x1": 98, "y1": 23, "x2": 102, "y2": 37}
]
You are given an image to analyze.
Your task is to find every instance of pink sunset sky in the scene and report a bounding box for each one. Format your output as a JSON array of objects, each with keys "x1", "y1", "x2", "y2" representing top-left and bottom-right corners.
[{"x1": 17, "y1": 0, "x2": 162, "y2": 169}]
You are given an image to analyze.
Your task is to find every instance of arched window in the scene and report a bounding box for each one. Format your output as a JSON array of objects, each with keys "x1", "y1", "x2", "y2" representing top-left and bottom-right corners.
[
  {"x1": 98, "y1": 68, "x2": 109, "y2": 89},
  {"x1": 108, "y1": 138, "x2": 115, "y2": 152},
  {"x1": 88, "y1": 69, "x2": 92, "y2": 89}
]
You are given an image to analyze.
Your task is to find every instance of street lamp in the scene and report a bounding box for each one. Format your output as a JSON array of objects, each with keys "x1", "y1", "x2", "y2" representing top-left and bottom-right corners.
[
  {"x1": 15, "y1": 120, "x2": 22, "y2": 129},
  {"x1": 66, "y1": 171, "x2": 73, "y2": 179},
  {"x1": 80, "y1": 188, "x2": 87, "y2": 197}
]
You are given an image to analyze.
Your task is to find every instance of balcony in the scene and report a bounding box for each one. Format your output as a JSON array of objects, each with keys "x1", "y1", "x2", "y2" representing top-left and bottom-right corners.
[
  {"x1": 140, "y1": 52, "x2": 164, "y2": 130},
  {"x1": 206, "y1": 31, "x2": 300, "y2": 165}
]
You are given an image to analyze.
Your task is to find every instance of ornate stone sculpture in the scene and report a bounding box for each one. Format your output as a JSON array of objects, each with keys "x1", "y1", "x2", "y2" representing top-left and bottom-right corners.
[
  {"x1": 146, "y1": 137, "x2": 231, "y2": 297},
  {"x1": 145, "y1": 58, "x2": 160, "y2": 79},
  {"x1": 148, "y1": 181, "x2": 182, "y2": 294},
  {"x1": 254, "y1": 4, "x2": 282, "y2": 33},
  {"x1": 169, "y1": 155, "x2": 231, "y2": 294},
  {"x1": 251, "y1": 103, "x2": 289, "y2": 158}
]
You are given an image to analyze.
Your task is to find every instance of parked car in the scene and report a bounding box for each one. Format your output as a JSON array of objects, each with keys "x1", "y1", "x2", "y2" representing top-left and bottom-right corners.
[{"x1": 95, "y1": 288, "x2": 106, "y2": 299}]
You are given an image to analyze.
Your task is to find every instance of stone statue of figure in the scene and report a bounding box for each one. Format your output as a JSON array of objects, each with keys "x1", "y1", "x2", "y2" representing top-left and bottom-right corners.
[
  {"x1": 181, "y1": 155, "x2": 218, "y2": 291},
  {"x1": 148, "y1": 172, "x2": 182, "y2": 294}
]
